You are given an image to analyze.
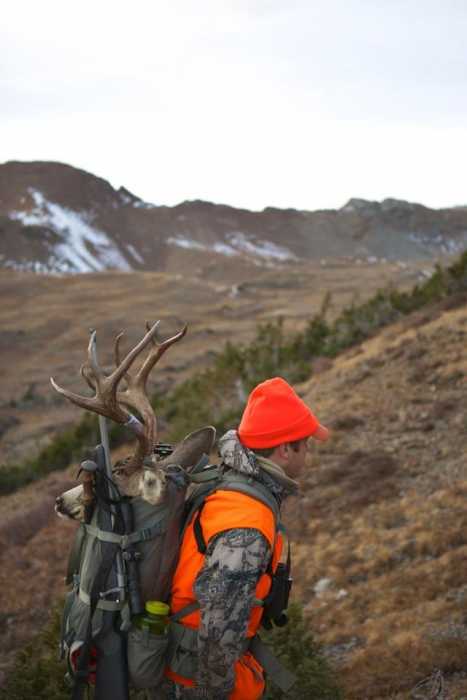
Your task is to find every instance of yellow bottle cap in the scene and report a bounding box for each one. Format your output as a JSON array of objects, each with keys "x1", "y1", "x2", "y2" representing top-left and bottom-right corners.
[{"x1": 145, "y1": 600, "x2": 170, "y2": 616}]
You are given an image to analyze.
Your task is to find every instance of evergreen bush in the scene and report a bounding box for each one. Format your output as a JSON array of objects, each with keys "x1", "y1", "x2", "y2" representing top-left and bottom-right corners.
[
  {"x1": 264, "y1": 603, "x2": 343, "y2": 699},
  {"x1": 0, "y1": 607, "x2": 69, "y2": 700},
  {"x1": 0, "y1": 414, "x2": 128, "y2": 496}
]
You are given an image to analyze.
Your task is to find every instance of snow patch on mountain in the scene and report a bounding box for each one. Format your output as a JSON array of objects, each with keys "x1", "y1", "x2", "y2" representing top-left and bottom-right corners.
[
  {"x1": 118, "y1": 192, "x2": 133, "y2": 206},
  {"x1": 3, "y1": 259, "x2": 53, "y2": 274},
  {"x1": 408, "y1": 232, "x2": 464, "y2": 255},
  {"x1": 9, "y1": 189, "x2": 132, "y2": 273},
  {"x1": 212, "y1": 242, "x2": 238, "y2": 257},
  {"x1": 126, "y1": 244, "x2": 144, "y2": 264},
  {"x1": 227, "y1": 232, "x2": 297, "y2": 261},
  {"x1": 166, "y1": 236, "x2": 206, "y2": 252},
  {"x1": 167, "y1": 232, "x2": 296, "y2": 262}
]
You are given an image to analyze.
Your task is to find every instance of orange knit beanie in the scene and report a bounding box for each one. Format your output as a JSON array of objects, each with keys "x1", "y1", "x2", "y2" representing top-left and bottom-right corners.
[{"x1": 238, "y1": 377, "x2": 327, "y2": 449}]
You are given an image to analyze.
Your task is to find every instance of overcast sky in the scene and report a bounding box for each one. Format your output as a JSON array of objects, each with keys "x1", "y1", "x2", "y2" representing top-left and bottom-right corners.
[{"x1": 2, "y1": 0, "x2": 467, "y2": 211}]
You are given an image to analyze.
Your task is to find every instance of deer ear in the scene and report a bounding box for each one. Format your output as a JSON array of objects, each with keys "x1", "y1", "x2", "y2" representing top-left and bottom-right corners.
[{"x1": 158, "y1": 426, "x2": 216, "y2": 473}]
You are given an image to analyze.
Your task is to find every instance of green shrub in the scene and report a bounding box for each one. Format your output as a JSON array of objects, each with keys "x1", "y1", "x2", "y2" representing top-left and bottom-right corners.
[
  {"x1": 446, "y1": 249, "x2": 467, "y2": 291},
  {"x1": 0, "y1": 462, "x2": 37, "y2": 494},
  {"x1": 0, "y1": 413, "x2": 131, "y2": 496},
  {"x1": 0, "y1": 607, "x2": 69, "y2": 700},
  {"x1": 264, "y1": 603, "x2": 343, "y2": 699}
]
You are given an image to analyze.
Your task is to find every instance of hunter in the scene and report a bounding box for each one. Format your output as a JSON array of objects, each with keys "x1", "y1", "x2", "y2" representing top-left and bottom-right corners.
[{"x1": 163, "y1": 376, "x2": 329, "y2": 699}]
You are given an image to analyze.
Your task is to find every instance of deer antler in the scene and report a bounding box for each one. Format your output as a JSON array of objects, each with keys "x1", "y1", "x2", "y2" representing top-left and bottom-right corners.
[
  {"x1": 50, "y1": 321, "x2": 187, "y2": 470},
  {"x1": 114, "y1": 323, "x2": 187, "y2": 466}
]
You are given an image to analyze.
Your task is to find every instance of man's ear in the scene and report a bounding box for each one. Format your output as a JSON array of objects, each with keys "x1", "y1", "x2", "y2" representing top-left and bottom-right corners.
[{"x1": 275, "y1": 442, "x2": 289, "y2": 461}]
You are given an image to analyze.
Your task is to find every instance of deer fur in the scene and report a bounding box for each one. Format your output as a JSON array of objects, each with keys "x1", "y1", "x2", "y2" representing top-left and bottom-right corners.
[{"x1": 55, "y1": 426, "x2": 216, "y2": 522}]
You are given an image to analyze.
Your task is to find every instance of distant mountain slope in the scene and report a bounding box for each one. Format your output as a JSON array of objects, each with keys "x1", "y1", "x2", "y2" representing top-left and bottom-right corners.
[{"x1": 1, "y1": 160, "x2": 466, "y2": 275}]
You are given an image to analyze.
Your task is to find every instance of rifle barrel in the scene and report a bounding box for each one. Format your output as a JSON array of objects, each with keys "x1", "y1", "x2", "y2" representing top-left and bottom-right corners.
[{"x1": 90, "y1": 333, "x2": 126, "y2": 598}]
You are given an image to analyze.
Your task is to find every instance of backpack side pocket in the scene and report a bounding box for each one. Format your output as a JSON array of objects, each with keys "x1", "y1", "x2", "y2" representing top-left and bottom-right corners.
[{"x1": 127, "y1": 626, "x2": 169, "y2": 689}]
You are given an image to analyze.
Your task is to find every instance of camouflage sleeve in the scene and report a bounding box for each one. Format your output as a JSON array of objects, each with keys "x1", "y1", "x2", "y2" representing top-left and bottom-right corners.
[{"x1": 191, "y1": 527, "x2": 271, "y2": 699}]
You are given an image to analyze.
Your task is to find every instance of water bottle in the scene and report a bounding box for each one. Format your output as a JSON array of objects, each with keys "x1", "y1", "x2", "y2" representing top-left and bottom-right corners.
[{"x1": 133, "y1": 600, "x2": 170, "y2": 635}]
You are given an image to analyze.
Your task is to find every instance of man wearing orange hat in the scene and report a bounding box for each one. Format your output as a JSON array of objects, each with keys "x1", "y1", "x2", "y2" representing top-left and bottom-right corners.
[
  {"x1": 237, "y1": 375, "x2": 329, "y2": 475},
  {"x1": 165, "y1": 377, "x2": 329, "y2": 700}
]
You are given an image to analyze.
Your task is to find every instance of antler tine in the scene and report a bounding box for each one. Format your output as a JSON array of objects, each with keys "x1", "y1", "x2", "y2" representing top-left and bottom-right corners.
[
  {"x1": 136, "y1": 324, "x2": 188, "y2": 389},
  {"x1": 50, "y1": 376, "x2": 90, "y2": 410},
  {"x1": 114, "y1": 331, "x2": 132, "y2": 387},
  {"x1": 109, "y1": 322, "x2": 171, "y2": 468},
  {"x1": 49, "y1": 376, "x2": 125, "y2": 421},
  {"x1": 75, "y1": 329, "x2": 100, "y2": 392},
  {"x1": 51, "y1": 320, "x2": 187, "y2": 475},
  {"x1": 115, "y1": 331, "x2": 124, "y2": 367},
  {"x1": 145, "y1": 320, "x2": 157, "y2": 346},
  {"x1": 116, "y1": 324, "x2": 188, "y2": 461},
  {"x1": 113, "y1": 325, "x2": 155, "y2": 468},
  {"x1": 86, "y1": 329, "x2": 100, "y2": 380},
  {"x1": 80, "y1": 363, "x2": 96, "y2": 391},
  {"x1": 50, "y1": 327, "x2": 131, "y2": 424},
  {"x1": 107, "y1": 320, "x2": 161, "y2": 387}
]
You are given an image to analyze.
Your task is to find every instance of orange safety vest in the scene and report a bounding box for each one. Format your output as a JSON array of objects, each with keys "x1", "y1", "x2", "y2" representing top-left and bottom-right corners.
[{"x1": 166, "y1": 488, "x2": 283, "y2": 700}]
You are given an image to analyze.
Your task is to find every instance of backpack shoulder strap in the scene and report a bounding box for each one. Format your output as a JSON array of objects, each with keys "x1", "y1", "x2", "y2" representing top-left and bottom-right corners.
[
  {"x1": 188, "y1": 466, "x2": 280, "y2": 520},
  {"x1": 181, "y1": 465, "x2": 223, "y2": 538},
  {"x1": 217, "y1": 471, "x2": 280, "y2": 525},
  {"x1": 184, "y1": 467, "x2": 281, "y2": 554}
]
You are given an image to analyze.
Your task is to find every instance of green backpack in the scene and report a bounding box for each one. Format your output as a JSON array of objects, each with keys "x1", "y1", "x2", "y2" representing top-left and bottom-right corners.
[{"x1": 60, "y1": 441, "x2": 296, "y2": 698}]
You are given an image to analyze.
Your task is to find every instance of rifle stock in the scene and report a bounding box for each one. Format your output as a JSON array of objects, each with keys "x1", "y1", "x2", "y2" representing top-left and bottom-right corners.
[{"x1": 94, "y1": 619, "x2": 129, "y2": 700}]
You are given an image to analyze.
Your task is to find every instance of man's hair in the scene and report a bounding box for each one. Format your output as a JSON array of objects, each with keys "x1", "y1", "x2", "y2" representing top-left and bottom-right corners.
[{"x1": 253, "y1": 438, "x2": 305, "y2": 459}]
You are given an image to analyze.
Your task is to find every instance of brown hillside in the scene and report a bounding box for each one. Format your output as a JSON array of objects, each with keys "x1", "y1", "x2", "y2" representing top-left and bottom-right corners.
[
  {"x1": 287, "y1": 299, "x2": 467, "y2": 698},
  {"x1": 0, "y1": 269, "x2": 465, "y2": 696}
]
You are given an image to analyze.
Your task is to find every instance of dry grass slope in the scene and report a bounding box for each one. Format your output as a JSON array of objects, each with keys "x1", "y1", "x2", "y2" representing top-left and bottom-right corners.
[{"x1": 286, "y1": 302, "x2": 467, "y2": 698}]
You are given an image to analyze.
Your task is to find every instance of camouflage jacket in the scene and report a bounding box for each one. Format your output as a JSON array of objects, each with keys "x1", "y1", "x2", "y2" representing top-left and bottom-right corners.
[{"x1": 165, "y1": 430, "x2": 298, "y2": 700}]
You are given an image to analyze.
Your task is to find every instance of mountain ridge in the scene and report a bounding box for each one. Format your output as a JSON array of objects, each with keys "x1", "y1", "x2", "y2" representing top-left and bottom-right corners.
[{"x1": 1, "y1": 160, "x2": 466, "y2": 276}]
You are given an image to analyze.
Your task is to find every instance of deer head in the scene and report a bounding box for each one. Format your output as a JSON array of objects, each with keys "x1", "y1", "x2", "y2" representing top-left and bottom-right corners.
[{"x1": 52, "y1": 321, "x2": 215, "y2": 520}]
